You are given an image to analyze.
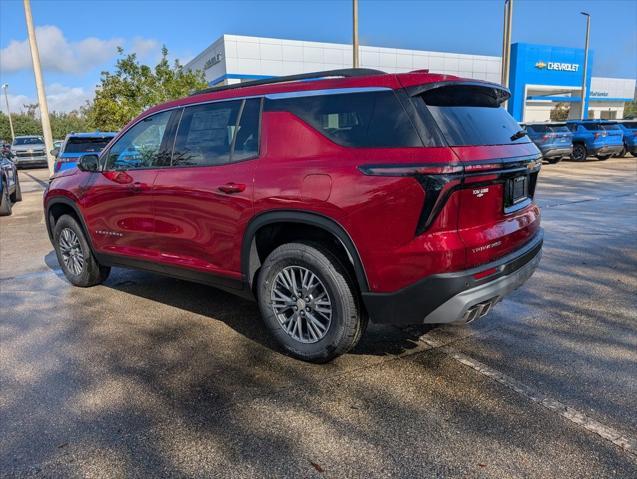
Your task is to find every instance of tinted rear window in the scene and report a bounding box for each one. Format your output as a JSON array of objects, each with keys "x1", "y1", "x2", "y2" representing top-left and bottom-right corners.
[
  {"x1": 622, "y1": 121, "x2": 637, "y2": 129},
  {"x1": 551, "y1": 126, "x2": 570, "y2": 133},
  {"x1": 63, "y1": 137, "x2": 113, "y2": 153},
  {"x1": 13, "y1": 137, "x2": 43, "y2": 145},
  {"x1": 419, "y1": 85, "x2": 527, "y2": 146},
  {"x1": 527, "y1": 125, "x2": 552, "y2": 133},
  {"x1": 602, "y1": 124, "x2": 620, "y2": 131},
  {"x1": 264, "y1": 90, "x2": 422, "y2": 148},
  {"x1": 582, "y1": 123, "x2": 603, "y2": 131}
]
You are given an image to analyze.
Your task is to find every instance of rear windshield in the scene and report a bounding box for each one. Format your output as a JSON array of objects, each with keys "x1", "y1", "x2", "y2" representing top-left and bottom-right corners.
[
  {"x1": 622, "y1": 121, "x2": 637, "y2": 129},
  {"x1": 419, "y1": 85, "x2": 527, "y2": 146},
  {"x1": 582, "y1": 123, "x2": 603, "y2": 131},
  {"x1": 264, "y1": 90, "x2": 423, "y2": 148},
  {"x1": 13, "y1": 137, "x2": 43, "y2": 145},
  {"x1": 551, "y1": 126, "x2": 570, "y2": 133},
  {"x1": 63, "y1": 137, "x2": 113, "y2": 153},
  {"x1": 526, "y1": 125, "x2": 552, "y2": 133},
  {"x1": 602, "y1": 124, "x2": 620, "y2": 131}
]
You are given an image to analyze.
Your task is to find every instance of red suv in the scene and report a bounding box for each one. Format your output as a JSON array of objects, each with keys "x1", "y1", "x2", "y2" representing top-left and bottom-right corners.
[{"x1": 44, "y1": 69, "x2": 543, "y2": 362}]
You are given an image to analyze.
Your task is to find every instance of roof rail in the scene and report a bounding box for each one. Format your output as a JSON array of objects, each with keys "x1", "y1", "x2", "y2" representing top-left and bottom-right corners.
[{"x1": 190, "y1": 68, "x2": 386, "y2": 96}]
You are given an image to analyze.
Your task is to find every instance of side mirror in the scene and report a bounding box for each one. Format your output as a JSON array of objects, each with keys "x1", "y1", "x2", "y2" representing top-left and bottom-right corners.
[
  {"x1": 77, "y1": 154, "x2": 99, "y2": 172},
  {"x1": 50, "y1": 148, "x2": 60, "y2": 157}
]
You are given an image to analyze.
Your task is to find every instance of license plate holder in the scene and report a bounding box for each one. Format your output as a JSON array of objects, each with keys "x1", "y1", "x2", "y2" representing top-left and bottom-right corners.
[{"x1": 505, "y1": 175, "x2": 529, "y2": 210}]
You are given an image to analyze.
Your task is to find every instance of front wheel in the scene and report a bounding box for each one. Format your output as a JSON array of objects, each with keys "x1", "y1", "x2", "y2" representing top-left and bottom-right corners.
[
  {"x1": 571, "y1": 144, "x2": 587, "y2": 162},
  {"x1": 597, "y1": 154, "x2": 612, "y2": 161},
  {"x1": 257, "y1": 242, "x2": 366, "y2": 363},
  {"x1": 53, "y1": 214, "x2": 111, "y2": 287}
]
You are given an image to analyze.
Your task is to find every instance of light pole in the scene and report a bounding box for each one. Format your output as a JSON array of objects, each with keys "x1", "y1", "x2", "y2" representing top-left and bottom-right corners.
[
  {"x1": 23, "y1": 0, "x2": 54, "y2": 174},
  {"x1": 500, "y1": 0, "x2": 513, "y2": 88},
  {"x1": 580, "y1": 12, "x2": 591, "y2": 120},
  {"x1": 353, "y1": 0, "x2": 359, "y2": 68},
  {"x1": 2, "y1": 84, "x2": 15, "y2": 142}
]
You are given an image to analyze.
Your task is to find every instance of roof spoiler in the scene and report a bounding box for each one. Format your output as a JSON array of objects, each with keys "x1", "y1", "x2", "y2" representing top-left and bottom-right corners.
[{"x1": 405, "y1": 80, "x2": 511, "y2": 104}]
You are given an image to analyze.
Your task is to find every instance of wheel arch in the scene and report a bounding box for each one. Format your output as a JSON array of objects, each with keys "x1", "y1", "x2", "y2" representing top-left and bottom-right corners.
[
  {"x1": 242, "y1": 210, "x2": 370, "y2": 293},
  {"x1": 45, "y1": 197, "x2": 94, "y2": 250}
]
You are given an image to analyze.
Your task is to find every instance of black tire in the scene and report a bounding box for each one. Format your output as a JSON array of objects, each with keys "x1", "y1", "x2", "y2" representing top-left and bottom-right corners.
[
  {"x1": 0, "y1": 179, "x2": 12, "y2": 216},
  {"x1": 257, "y1": 241, "x2": 366, "y2": 363},
  {"x1": 615, "y1": 146, "x2": 627, "y2": 158},
  {"x1": 597, "y1": 154, "x2": 612, "y2": 161},
  {"x1": 547, "y1": 157, "x2": 562, "y2": 164},
  {"x1": 571, "y1": 144, "x2": 587, "y2": 162},
  {"x1": 10, "y1": 174, "x2": 22, "y2": 202},
  {"x1": 53, "y1": 214, "x2": 110, "y2": 287}
]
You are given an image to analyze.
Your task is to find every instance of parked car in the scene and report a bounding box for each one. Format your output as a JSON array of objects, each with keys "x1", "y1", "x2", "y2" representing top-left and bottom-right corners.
[
  {"x1": 1, "y1": 146, "x2": 22, "y2": 216},
  {"x1": 52, "y1": 132, "x2": 117, "y2": 173},
  {"x1": 566, "y1": 120, "x2": 624, "y2": 161},
  {"x1": 43, "y1": 69, "x2": 543, "y2": 362},
  {"x1": 615, "y1": 121, "x2": 637, "y2": 157},
  {"x1": 10, "y1": 135, "x2": 48, "y2": 168},
  {"x1": 521, "y1": 122, "x2": 572, "y2": 164}
]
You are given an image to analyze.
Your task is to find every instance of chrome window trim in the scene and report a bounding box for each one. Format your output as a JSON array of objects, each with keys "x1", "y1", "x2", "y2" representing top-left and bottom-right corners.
[{"x1": 264, "y1": 87, "x2": 392, "y2": 100}]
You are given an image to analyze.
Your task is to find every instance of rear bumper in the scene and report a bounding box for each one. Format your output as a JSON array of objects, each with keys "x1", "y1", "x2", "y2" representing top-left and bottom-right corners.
[
  {"x1": 362, "y1": 229, "x2": 543, "y2": 325},
  {"x1": 590, "y1": 144, "x2": 623, "y2": 156},
  {"x1": 541, "y1": 147, "x2": 572, "y2": 159}
]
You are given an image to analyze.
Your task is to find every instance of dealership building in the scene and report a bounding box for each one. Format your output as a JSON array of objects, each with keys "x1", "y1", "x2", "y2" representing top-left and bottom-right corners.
[{"x1": 186, "y1": 34, "x2": 636, "y2": 122}]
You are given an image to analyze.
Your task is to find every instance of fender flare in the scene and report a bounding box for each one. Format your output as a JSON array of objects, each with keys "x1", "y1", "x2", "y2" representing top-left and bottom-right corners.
[
  {"x1": 45, "y1": 196, "x2": 95, "y2": 250},
  {"x1": 241, "y1": 210, "x2": 370, "y2": 292}
]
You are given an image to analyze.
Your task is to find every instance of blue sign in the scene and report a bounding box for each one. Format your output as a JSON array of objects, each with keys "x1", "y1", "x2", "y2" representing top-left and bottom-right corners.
[{"x1": 508, "y1": 43, "x2": 594, "y2": 121}]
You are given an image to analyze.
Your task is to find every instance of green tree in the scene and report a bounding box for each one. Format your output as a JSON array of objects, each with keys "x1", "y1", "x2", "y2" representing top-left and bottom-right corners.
[
  {"x1": 0, "y1": 112, "x2": 41, "y2": 142},
  {"x1": 87, "y1": 46, "x2": 207, "y2": 131},
  {"x1": 550, "y1": 102, "x2": 570, "y2": 121},
  {"x1": 624, "y1": 99, "x2": 637, "y2": 119},
  {"x1": 0, "y1": 110, "x2": 92, "y2": 143}
]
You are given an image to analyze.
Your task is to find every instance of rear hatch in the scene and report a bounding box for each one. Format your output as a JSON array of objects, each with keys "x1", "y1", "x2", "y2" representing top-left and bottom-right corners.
[
  {"x1": 549, "y1": 125, "x2": 572, "y2": 148},
  {"x1": 412, "y1": 82, "x2": 542, "y2": 267},
  {"x1": 600, "y1": 123, "x2": 624, "y2": 146}
]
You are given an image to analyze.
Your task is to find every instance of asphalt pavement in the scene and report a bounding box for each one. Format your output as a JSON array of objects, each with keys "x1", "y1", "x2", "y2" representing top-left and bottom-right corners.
[{"x1": 1, "y1": 157, "x2": 636, "y2": 478}]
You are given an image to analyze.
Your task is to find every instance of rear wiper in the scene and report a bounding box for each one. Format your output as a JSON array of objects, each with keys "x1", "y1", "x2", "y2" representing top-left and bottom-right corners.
[{"x1": 510, "y1": 130, "x2": 527, "y2": 141}]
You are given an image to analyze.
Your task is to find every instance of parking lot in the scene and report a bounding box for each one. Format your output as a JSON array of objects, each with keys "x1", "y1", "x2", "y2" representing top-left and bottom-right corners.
[{"x1": 1, "y1": 158, "x2": 636, "y2": 477}]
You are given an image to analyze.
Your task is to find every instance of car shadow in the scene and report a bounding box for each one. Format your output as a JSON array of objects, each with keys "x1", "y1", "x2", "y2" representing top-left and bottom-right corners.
[{"x1": 43, "y1": 250, "x2": 431, "y2": 358}]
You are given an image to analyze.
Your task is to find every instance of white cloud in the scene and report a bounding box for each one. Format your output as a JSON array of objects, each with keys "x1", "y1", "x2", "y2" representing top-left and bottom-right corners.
[
  {"x1": 130, "y1": 37, "x2": 159, "y2": 60},
  {"x1": 0, "y1": 25, "x2": 157, "y2": 75},
  {"x1": 0, "y1": 83, "x2": 94, "y2": 114}
]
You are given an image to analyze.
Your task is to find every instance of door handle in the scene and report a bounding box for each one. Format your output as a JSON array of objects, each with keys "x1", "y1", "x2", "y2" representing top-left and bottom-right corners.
[
  {"x1": 128, "y1": 182, "x2": 148, "y2": 193},
  {"x1": 218, "y1": 182, "x2": 246, "y2": 194}
]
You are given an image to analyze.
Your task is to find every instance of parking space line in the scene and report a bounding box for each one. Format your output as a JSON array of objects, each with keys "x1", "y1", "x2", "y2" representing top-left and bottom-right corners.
[{"x1": 420, "y1": 336, "x2": 637, "y2": 458}]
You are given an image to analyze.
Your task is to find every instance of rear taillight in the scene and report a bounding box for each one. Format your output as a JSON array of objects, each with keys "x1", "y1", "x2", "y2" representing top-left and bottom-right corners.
[{"x1": 358, "y1": 164, "x2": 462, "y2": 176}]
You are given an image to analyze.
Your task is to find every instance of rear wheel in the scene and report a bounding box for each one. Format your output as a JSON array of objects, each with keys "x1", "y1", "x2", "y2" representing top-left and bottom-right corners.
[
  {"x1": 53, "y1": 214, "x2": 110, "y2": 287},
  {"x1": 257, "y1": 242, "x2": 365, "y2": 363},
  {"x1": 547, "y1": 157, "x2": 562, "y2": 164},
  {"x1": 0, "y1": 179, "x2": 12, "y2": 216},
  {"x1": 10, "y1": 174, "x2": 22, "y2": 202},
  {"x1": 571, "y1": 144, "x2": 587, "y2": 162},
  {"x1": 597, "y1": 154, "x2": 612, "y2": 161}
]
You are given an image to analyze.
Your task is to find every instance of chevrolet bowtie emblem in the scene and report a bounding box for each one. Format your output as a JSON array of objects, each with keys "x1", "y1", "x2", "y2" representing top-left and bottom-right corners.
[{"x1": 535, "y1": 61, "x2": 547, "y2": 69}]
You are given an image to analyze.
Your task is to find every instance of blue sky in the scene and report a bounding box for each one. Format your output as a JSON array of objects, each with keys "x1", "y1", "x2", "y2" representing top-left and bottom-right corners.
[{"x1": 1, "y1": 0, "x2": 635, "y2": 113}]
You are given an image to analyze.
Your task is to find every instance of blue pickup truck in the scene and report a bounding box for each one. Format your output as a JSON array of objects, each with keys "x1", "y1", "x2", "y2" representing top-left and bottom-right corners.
[
  {"x1": 615, "y1": 121, "x2": 637, "y2": 157},
  {"x1": 566, "y1": 120, "x2": 624, "y2": 161},
  {"x1": 52, "y1": 132, "x2": 117, "y2": 173},
  {"x1": 522, "y1": 123, "x2": 573, "y2": 164}
]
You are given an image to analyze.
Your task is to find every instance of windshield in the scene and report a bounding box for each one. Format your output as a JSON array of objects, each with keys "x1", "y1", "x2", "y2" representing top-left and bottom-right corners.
[
  {"x1": 419, "y1": 85, "x2": 528, "y2": 146},
  {"x1": 13, "y1": 137, "x2": 44, "y2": 146},
  {"x1": 63, "y1": 137, "x2": 113, "y2": 153}
]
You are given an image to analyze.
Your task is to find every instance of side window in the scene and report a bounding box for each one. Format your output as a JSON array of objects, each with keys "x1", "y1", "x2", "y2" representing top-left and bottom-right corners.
[
  {"x1": 231, "y1": 98, "x2": 261, "y2": 162},
  {"x1": 105, "y1": 110, "x2": 173, "y2": 170},
  {"x1": 265, "y1": 91, "x2": 422, "y2": 148},
  {"x1": 172, "y1": 100, "x2": 242, "y2": 167}
]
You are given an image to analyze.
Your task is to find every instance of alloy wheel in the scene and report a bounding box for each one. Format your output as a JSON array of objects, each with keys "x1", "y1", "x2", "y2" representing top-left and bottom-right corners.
[
  {"x1": 270, "y1": 265, "x2": 333, "y2": 343},
  {"x1": 59, "y1": 227, "x2": 85, "y2": 275}
]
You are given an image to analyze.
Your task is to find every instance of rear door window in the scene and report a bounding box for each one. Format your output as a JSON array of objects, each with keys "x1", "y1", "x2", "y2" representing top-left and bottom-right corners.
[
  {"x1": 265, "y1": 90, "x2": 422, "y2": 148},
  {"x1": 417, "y1": 85, "x2": 527, "y2": 146}
]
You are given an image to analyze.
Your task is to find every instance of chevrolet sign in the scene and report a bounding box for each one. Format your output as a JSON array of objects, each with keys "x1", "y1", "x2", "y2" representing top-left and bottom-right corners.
[{"x1": 535, "y1": 61, "x2": 580, "y2": 72}]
